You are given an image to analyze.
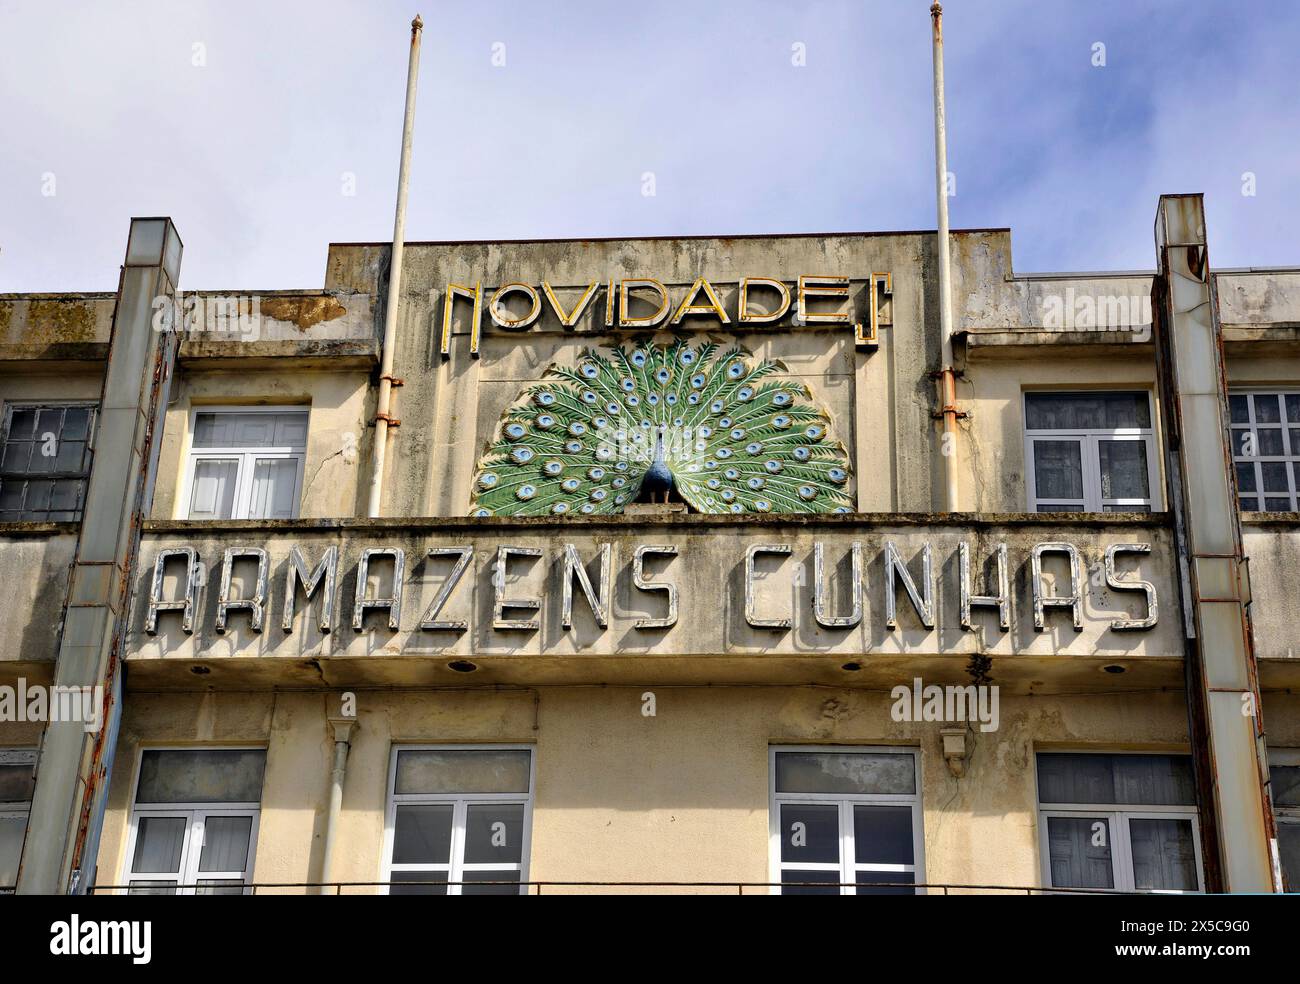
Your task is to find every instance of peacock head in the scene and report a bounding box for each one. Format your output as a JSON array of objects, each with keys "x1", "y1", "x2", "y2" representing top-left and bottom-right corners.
[{"x1": 640, "y1": 424, "x2": 674, "y2": 499}]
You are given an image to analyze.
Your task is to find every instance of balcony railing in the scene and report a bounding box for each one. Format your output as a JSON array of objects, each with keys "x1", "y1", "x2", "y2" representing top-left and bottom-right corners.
[{"x1": 74, "y1": 879, "x2": 1141, "y2": 895}]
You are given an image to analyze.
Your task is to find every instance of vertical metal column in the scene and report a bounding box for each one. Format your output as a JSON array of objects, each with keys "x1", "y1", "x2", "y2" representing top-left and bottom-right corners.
[
  {"x1": 17, "y1": 218, "x2": 181, "y2": 893},
  {"x1": 1151, "y1": 194, "x2": 1277, "y2": 892}
]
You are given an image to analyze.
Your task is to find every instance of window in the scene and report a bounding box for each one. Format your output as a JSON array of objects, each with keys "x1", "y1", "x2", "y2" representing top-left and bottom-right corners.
[
  {"x1": 0, "y1": 749, "x2": 37, "y2": 893},
  {"x1": 1229, "y1": 391, "x2": 1300, "y2": 512},
  {"x1": 0, "y1": 403, "x2": 97, "y2": 521},
  {"x1": 1036, "y1": 752, "x2": 1202, "y2": 892},
  {"x1": 122, "y1": 748, "x2": 265, "y2": 895},
  {"x1": 383, "y1": 746, "x2": 534, "y2": 895},
  {"x1": 1269, "y1": 749, "x2": 1300, "y2": 892},
  {"x1": 1024, "y1": 392, "x2": 1159, "y2": 513},
  {"x1": 769, "y1": 746, "x2": 923, "y2": 895},
  {"x1": 184, "y1": 408, "x2": 308, "y2": 520}
]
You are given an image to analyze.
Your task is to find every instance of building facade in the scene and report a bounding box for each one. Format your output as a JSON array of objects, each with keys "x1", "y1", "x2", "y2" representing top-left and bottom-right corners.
[{"x1": 2, "y1": 196, "x2": 1298, "y2": 894}]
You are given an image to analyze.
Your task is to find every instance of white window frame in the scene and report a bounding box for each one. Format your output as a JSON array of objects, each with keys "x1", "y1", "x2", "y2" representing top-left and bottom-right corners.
[
  {"x1": 119, "y1": 745, "x2": 264, "y2": 896},
  {"x1": 181, "y1": 406, "x2": 308, "y2": 520},
  {"x1": 1269, "y1": 748, "x2": 1300, "y2": 892},
  {"x1": 768, "y1": 745, "x2": 925, "y2": 896},
  {"x1": 0, "y1": 748, "x2": 37, "y2": 893},
  {"x1": 1035, "y1": 751, "x2": 1203, "y2": 894},
  {"x1": 381, "y1": 744, "x2": 536, "y2": 896},
  {"x1": 1023, "y1": 391, "x2": 1161, "y2": 513},
  {"x1": 1229, "y1": 388, "x2": 1300, "y2": 512}
]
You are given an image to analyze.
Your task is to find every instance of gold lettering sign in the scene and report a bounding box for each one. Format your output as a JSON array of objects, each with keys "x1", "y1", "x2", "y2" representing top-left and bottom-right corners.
[{"x1": 435, "y1": 274, "x2": 892, "y2": 359}]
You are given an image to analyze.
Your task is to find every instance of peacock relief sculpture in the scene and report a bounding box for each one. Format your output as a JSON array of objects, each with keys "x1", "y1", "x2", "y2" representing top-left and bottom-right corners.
[{"x1": 470, "y1": 338, "x2": 854, "y2": 516}]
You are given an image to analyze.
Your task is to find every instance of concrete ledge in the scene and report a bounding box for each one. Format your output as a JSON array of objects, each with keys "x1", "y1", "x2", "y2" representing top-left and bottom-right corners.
[
  {"x1": 142, "y1": 511, "x2": 1173, "y2": 534},
  {"x1": 962, "y1": 329, "x2": 1152, "y2": 360},
  {"x1": 177, "y1": 336, "x2": 380, "y2": 368}
]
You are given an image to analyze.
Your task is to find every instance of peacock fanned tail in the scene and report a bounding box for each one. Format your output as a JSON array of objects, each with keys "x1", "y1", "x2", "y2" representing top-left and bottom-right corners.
[{"x1": 470, "y1": 337, "x2": 854, "y2": 516}]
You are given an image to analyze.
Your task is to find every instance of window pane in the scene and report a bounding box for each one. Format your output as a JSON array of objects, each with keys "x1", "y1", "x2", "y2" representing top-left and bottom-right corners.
[
  {"x1": 1129, "y1": 818, "x2": 1198, "y2": 891},
  {"x1": 1240, "y1": 497, "x2": 1259, "y2": 511},
  {"x1": 1026, "y1": 392, "x2": 1149, "y2": 430},
  {"x1": 854, "y1": 871, "x2": 915, "y2": 895},
  {"x1": 464, "y1": 804, "x2": 525, "y2": 865},
  {"x1": 462, "y1": 870, "x2": 524, "y2": 895},
  {"x1": 136, "y1": 749, "x2": 266, "y2": 804},
  {"x1": 1235, "y1": 462, "x2": 1257, "y2": 493},
  {"x1": 1037, "y1": 753, "x2": 1195, "y2": 806},
  {"x1": 392, "y1": 804, "x2": 454, "y2": 864},
  {"x1": 131, "y1": 816, "x2": 186, "y2": 874},
  {"x1": 1, "y1": 440, "x2": 31, "y2": 473},
  {"x1": 853, "y1": 805, "x2": 914, "y2": 865},
  {"x1": 1033, "y1": 440, "x2": 1084, "y2": 499},
  {"x1": 23, "y1": 479, "x2": 52, "y2": 515},
  {"x1": 779, "y1": 803, "x2": 839, "y2": 864},
  {"x1": 1261, "y1": 462, "x2": 1290, "y2": 493},
  {"x1": 0, "y1": 762, "x2": 36, "y2": 802},
  {"x1": 188, "y1": 458, "x2": 239, "y2": 519},
  {"x1": 1253, "y1": 394, "x2": 1282, "y2": 423},
  {"x1": 781, "y1": 869, "x2": 840, "y2": 895},
  {"x1": 274, "y1": 414, "x2": 309, "y2": 447},
  {"x1": 1112, "y1": 755, "x2": 1197, "y2": 806},
  {"x1": 61, "y1": 407, "x2": 92, "y2": 441},
  {"x1": 197, "y1": 816, "x2": 252, "y2": 872},
  {"x1": 127, "y1": 881, "x2": 177, "y2": 895},
  {"x1": 193, "y1": 412, "x2": 308, "y2": 449},
  {"x1": 775, "y1": 751, "x2": 915, "y2": 795},
  {"x1": 394, "y1": 749, "x2": 530, "y2": 795},
  {"x1": 1047, "y1": 816, "x2": 1114, "y2": 889},
  {"x1": 1273, "y1": 766, "x2": 1300, "y2": 808},
  {"x1": 1229, "y1": 395, "x2": 1250, "y2": 424},
  {"x1": 1037, "y1": 503, "x2": 1084, "y2": 513},
  {"x1": 0, "y1": 815, "x2": 27, "y2": 888},
  {"x1": 195, "y1": 879, "x2": 245, "y2": 895},
  {"x1": 1265, "y1": 497, "x2": 1294, "y2": 511},
  {"x1": 1257, "y1": 429, "x2": 1285, "y2": 456},
  {"x1": 1287, "y1": 395, "x2": 1300, "y2": 423},
  {"x1": 248, "y1": 458, "x2": 297, "y2": 519},
  {"x1": 1280, "y1": 824, "x2": 1300, "y2": 892},
  {"x1": 1026, "y1": 394, "x2": 1104, "y2": 430},
  {"x1": 7, "y1": 409, "x2": 36, "y2": 441},
  {"x1": 1098, "y1": 440, "x2": 1149, "y2": 500},
  {"x1": 53, "y1": 439, "x2": 87, "y2": 472},
  {"x1": 390, "y1": 871, "x2": 448, "y2": 895}
]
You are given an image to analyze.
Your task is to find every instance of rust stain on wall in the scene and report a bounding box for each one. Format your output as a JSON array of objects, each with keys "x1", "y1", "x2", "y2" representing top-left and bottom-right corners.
[{"x1": 259, "y1": 295, "x2": 348, "y2": 331}]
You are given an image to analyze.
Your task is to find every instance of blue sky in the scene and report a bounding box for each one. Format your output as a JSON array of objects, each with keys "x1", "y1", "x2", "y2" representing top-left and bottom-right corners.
[{"x1": 2, "y1": 0, "x2": 1297, "y2": 291}]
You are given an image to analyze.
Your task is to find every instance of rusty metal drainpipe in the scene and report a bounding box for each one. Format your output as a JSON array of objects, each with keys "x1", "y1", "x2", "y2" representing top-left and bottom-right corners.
[
  {"x1": 367, "y1": 15, "x2": 423, "y2": 518},
  {"x1": 319, "y1": 718, "x2": 356, "y2": 894},
  {"x1": 931, "y1": 3, "x2": 961, "y2": 512}
]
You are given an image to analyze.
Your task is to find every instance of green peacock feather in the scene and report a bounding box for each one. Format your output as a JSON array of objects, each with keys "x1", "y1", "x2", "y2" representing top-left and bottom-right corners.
[{"x1": 470, "y1": 338, "x2": 854, "y2": 517}]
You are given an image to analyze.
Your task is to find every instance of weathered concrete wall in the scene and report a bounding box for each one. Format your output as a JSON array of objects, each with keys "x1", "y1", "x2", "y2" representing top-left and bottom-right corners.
[
  {"x1": 0, "y1": 294, "x2": 115, "y2": 361},
  {"x1": 1243, "y1": 521, "x2": 1300, "y2": 661},
  {"x1": 1217, "y1": 270, "x2": 1300, "y2": 329},
  {"x1": 92, "y1": 686, "x2": 1195, "y2": 894},
  {"x1": 0, "y1": 527, "x2": 77, "y2": 667},
  {"x1": 176, "y1": 289, "x2": 379, "y2": 363}
]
